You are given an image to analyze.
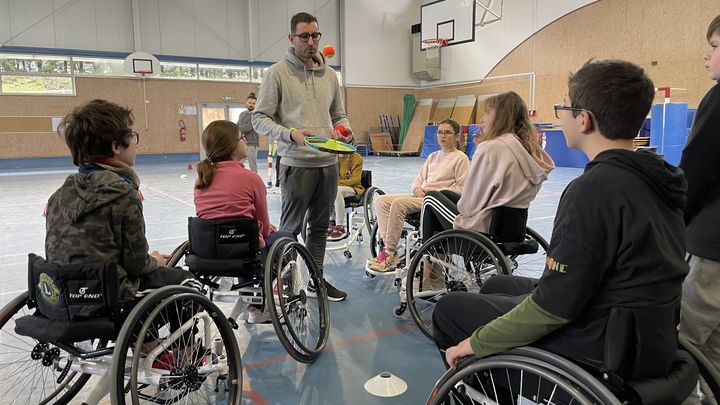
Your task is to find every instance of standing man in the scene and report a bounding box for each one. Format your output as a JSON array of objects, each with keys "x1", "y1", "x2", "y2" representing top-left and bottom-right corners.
[
  {"x1": 252, "y1": 12, "x2": 352, "y2": 301},
  {"x1": 237, "y1": 92, "x2": 259, "y2": 173}
]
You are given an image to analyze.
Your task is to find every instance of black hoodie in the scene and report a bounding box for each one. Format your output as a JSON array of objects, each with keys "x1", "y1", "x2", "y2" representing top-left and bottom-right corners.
[
  {"x1": 532, "y1": 149, "x2": 689, "y2": 366},
  {"x1": 680, "y1": 81, "x2": 720, "y2": 261}
]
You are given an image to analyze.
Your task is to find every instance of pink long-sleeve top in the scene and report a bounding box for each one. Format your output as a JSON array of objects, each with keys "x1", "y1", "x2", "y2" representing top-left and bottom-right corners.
[
  {"x1": 411, "y1": 149, "x2": 469, "y2": 195},
  {"x1": 194, "y1": 161, "x2": 271, "y2": 248}
]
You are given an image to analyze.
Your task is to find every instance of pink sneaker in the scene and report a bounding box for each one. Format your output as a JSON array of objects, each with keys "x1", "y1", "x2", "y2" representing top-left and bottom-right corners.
[
  {"x1": 367, "y1": 249, "x2": 389, "y2": 267},
  {"x1": 327, "y1": 225, "x2": 346, "y2": 241}
]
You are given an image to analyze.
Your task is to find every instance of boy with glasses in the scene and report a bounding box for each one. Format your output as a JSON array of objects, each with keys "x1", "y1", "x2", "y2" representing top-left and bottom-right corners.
[
  {"x1": 434, "y1": 60, "x2": 688, "y2": 389},
  {"x1": 252, "y1": 12, "x2": 353, "y2": 301},
  {"x1": 46, "y1": 99, "x2": 201, "y2": 304}
]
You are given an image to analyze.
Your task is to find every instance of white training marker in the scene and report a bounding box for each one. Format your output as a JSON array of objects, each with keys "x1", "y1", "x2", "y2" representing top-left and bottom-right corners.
[
  {"x1": 364, "y1": 372, "x2": 407, "y2": 397},
  {"x1": 180, "y1": 174, "x2": 189, "y2": 179}
]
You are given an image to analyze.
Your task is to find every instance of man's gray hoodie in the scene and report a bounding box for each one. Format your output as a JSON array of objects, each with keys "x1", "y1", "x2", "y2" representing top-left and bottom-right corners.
[{"x1": 252, "y1": 47, "x2": 351, "y2": 168}]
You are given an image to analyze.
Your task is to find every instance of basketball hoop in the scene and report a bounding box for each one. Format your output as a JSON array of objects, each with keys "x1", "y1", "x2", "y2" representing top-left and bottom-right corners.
[
  {"x1": 422, "y1": 38, "x2": 448, "y2": 60},
  {"x1": 136, "y1": 70, "x2": 153, "y2": 78}
]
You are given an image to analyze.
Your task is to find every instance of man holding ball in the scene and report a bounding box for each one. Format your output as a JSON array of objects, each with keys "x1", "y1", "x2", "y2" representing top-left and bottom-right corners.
[{"x1": 252, "y1": 11, "x2": 352, "y2": 301}]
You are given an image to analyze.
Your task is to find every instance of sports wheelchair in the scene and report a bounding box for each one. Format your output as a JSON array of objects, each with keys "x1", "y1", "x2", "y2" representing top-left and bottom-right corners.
[
  {"x1": 399, "y1": 207, "x2": 549, "y2": 339},
  {"x1": 0, "y1": 217, "x2": 329, "y2": 404},
  {"x1": 3, "y1": 255, "x2": 243, "y2": 404},
  {"x1": 169, "y1": 217, "x2": 330, "y2": 364},
  {"x1": 427, "y1": 303, "x2": 717, "y2": 405},
  {"x1": 301, "y1": 170, "x2": 374, "y2": 260}
]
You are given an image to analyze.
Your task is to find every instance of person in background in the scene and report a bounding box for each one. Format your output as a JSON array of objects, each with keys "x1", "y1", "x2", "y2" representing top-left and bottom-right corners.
[
  {"x1": 237, "y1": 92, "x2": 260, "y2": 173},
  {"x1": 328, "y1": 152, "x2": 364, "y2": 240}
]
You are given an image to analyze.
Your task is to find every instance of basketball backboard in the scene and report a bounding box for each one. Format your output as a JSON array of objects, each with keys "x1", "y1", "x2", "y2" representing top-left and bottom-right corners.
[
  {"x1": 123, "y1": 52, "x2": 160, "y2": 77},
  {"x1": 420, "y1": 0, "x2": 476, "y2": 50}
]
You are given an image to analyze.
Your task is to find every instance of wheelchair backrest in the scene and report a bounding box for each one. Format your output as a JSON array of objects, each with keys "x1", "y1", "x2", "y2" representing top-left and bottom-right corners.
[
  {"x1": 28, "y1": 253, "x2": 120, "y2": 321},
  {"x1": 188, "y1": 217, "x2": 260, "y2": 260},
  {"x1": 489, "y1": 207, "x2": 528, "y2": 242},
  {"x1": 361, "y1": 170, "x2": 372, "y2": 189},
  {"x1": 603, "y1": 298, "x2": 680, "y2": 382}
]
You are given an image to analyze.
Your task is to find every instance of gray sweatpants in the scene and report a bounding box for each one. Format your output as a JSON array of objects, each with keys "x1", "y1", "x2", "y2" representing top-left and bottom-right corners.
[
  {"x1": 681, "y1": 255, "x2": 720, "y2": 404},
  {"x1": 279, "y1": 163, "x2": 339, "y2": 273},
  {"x1": 245, "y1": 145, "x2": 258, "y2": 173}
]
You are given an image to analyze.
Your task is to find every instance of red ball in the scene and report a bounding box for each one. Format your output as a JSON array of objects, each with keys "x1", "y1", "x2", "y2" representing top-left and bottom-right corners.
[
  {"x1": 322, "y1": 44, "x2": 336, "y2": 58},
  {"x1": 334, "y1": 124, "x2": 348, "y2": 136}
]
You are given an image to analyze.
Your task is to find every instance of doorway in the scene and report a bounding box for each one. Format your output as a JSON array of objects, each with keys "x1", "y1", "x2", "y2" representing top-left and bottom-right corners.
[{"x1": 197, "y1": 103, "x2": 246, "y2": 159}]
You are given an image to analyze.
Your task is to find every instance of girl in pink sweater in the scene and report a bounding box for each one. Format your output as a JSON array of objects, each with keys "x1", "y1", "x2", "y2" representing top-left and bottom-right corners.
[
  {"x1": 194, "y1": 120, "x2": 290, "y2": 323},
  {"x1": 421, "y1": 92, "x2": 555, "y2": 240},
  {"x1": 369, "y1": 119, "x2": 469, "y2": 272}
]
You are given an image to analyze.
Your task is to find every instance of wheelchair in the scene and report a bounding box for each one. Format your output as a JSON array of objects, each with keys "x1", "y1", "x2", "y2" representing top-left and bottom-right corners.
[
  {"x1": 427, "y1": 303, "x2": 716, "y2": 405},
  {"x1": 301, "y1": 170, "x2": 374, "y2": 260},
  {"x1": 2, "y1": 255, "x2": 243, "y2": 404},
  {"x1": 169, "y1": 217, "x2": 330, "y2": 364},
  {"x1": 398, "y1": 207, "x2": 549, "y2": 339}
]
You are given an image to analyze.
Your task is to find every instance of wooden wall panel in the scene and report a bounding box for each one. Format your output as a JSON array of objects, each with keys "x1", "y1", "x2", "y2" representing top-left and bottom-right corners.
[
  {"x1": 0, "y1": 77, "x2": 259, "y2": 159},
  {"x1": 345, "y1": 87, "x2": 419, "y2": 143}
]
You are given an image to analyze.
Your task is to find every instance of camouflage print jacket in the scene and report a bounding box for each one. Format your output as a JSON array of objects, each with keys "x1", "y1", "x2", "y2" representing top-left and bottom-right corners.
[{"x1": 45, "y1": 164, "x2": 158, "y2": 302}]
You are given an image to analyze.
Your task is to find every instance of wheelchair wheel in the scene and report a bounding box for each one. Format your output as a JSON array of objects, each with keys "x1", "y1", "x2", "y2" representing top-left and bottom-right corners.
[
  {"x1": 680, "y1": 335, "x2": 720, "y2": 403},
  {"x1": 0, "y1": 291, "x2": 106, "y2": 404},
  {"x1": 427, "y1": 348, "x2": 622, "y2": 405},
  {"x1": 369, "y1": 222, "x2": 383, "y2": 258},
  {"x1": 111, "y1": 286, "x2": 243, "y2": 404},
  {"x1": 264, "y1": 237, "x2": 330, "y2": 363},
  {"x1": 363, "y1": 186, "x2": 385, "y2": 235},
  {"x1": 508, "y1": 227, "x2": 549, "y2": 278},
  {"x1": 406, "y1": 229, "x2": 511, "y2": 340}
]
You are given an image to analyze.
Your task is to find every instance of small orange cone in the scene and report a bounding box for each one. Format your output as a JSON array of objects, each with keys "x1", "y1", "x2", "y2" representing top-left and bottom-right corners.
[{"x1": 187, "y1": 163, "x2": 193, "y2": 170}]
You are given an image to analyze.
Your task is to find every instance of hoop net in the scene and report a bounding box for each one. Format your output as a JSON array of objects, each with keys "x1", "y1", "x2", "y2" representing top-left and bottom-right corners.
[{"x1": 422, "y1": 38, "x2": 448, "y2": 59}]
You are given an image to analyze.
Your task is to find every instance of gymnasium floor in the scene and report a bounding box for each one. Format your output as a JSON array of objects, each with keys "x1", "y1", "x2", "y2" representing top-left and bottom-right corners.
[{"x1": 0, "y1": 155, "x2": 582, "y2": 404}]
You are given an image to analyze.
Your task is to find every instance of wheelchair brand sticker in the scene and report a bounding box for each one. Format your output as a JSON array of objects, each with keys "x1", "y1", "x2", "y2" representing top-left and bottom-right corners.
[
  {"x1": 68, "y1": 285, "x2": 103, "y2": 304},
  {"x1": 218, "y1": 225, "x2": 247, "y2": 243},
  {"x1": 38, "y1": 273, "x2": 60, "y2": 304}
]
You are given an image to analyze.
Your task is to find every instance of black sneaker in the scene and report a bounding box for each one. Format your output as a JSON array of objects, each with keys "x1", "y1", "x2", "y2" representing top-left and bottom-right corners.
[{"x1": 306, "y1": 279, "x2": 347, "y2": 302}]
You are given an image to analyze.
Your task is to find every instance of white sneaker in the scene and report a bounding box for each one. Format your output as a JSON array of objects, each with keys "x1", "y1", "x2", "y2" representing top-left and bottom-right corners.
[{"x1": 247, "y1": 307, "x2": 272, "y2": 324}]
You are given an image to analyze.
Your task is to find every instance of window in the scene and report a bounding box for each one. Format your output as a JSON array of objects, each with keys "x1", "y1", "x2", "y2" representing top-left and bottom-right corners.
[
  {"x1": 73, "y1": 58, "x2": 128, "y2": 77},
  {"x1": 251, "y1": 66, "x2": 269, "y2": 83},
  {"x1": 159, "y1": 62, "x2": 198, "y2": 80},
  {"x1": 0, "y1": 54, "x2": 74, "y2": 95},
  {"x1": 198, "y1": 64, "x2": 251, "y2": 82}
]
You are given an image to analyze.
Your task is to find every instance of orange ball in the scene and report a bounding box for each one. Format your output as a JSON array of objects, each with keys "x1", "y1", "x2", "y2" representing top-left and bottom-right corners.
[{"x1": 322, "y1": 44, "x2": 336, "y2": 59}]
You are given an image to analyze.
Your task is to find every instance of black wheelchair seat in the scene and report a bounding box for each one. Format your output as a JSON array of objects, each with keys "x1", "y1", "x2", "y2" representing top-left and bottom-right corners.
[
  {"x1": 343, "y1": 170, "x2": 372, "y2": 209},
  {"x1": 501, "y1": 239, "x2": 539, "y2": 256},
  {"x1": 187, "y1": 217, "x2": 263, "y2": 277},
  {"x1": 488, "y1": 207, "x2": 540, "y2": 256},
  {"x1": 406, "y1": 212, "x2": 422, "y2": 229},
  {"x1": 15, "y1": 314, "x2": 116, "y2": 343},
  {"x1": 14, "y1": 254, "x2": 121, "y2": 344}
]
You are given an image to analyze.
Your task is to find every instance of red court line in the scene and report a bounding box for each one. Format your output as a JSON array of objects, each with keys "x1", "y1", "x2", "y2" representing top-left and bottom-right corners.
[{"x1": 244, "y1": 321, "x2": 417, "y2": 370}]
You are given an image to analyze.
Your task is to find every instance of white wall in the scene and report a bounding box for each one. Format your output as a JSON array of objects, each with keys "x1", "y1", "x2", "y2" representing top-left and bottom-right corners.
[
  {"x1": 423, "y1": 0, "x2": 598, "y2": 86},
  {"x1": 344, "y1": 0, "x2": 597, "y2": 87},
  {"x1": 0, "y1": 0, "x2": 341, "y2": 64},
  {"x1": 343, "y1": 0, "x2": 420, "y2": 87}
]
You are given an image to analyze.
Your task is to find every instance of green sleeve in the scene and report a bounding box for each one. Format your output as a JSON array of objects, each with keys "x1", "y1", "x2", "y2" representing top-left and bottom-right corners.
[{"x1": 469, "y1": 296, "x2": 569, "y2": 358}]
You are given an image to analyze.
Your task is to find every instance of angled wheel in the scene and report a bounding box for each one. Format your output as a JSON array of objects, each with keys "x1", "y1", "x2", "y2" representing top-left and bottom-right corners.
[
  {"x1": 363, "y1": 186, "x2": 385, "y2": 235},
  {"x1": 0, "y1": 292, "x2": 100, "y2": 404},
  {"x1": 264, "y1": 238, "x2": 330, "y2": 363},
  {"x1": 406, "y1": 229, "x2": 511, "y2": 340},
  {"x1": 369, "y1": 222, "x2": 383, "y2": 258},
  {"x1": 427, "y1": 348, "x2": 621, "y2": 405},
  {"x1": 111, "y1": 285, "x2": 243, "y2": 404},
  {"x1": 507, "y1": 227, "x2": 549, "y2": 278}
]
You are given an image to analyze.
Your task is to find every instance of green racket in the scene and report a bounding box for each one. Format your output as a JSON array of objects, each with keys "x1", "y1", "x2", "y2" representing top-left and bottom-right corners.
[{"x1": 304, "y1": 135, "x2": 356, "y2": 155}]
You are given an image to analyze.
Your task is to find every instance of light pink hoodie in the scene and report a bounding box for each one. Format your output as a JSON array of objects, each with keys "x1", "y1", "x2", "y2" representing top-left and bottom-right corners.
[{"x1": 454, "y1": 133, "x2": 555, "y2": 233}]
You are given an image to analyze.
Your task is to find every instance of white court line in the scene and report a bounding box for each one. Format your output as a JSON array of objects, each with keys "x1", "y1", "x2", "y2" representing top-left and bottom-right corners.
[
  {"x1": 142, "y1": 185, "x2": 194, "y2": 207},
  {"x1": 527, "y1": 215, "x2": 555, "y2": 222}
]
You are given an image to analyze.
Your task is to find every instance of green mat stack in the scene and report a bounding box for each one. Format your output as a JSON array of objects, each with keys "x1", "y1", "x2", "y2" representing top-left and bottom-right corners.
[{"x1": 398, "y1": 94, "x2": 416, "y2": 148}]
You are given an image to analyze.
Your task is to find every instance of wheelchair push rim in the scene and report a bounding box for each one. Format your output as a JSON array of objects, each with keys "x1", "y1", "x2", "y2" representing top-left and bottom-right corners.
[
  {"x1": 0, "y1": 291, "x2": 102, "y2": 405},
  {"x1": 111, "y1": 285, "x2": 243, "y2": 405},
  {"x1": 265, "y1": 238, "x2": 330, "y2": 363},
  {"x1": 363, "y1": 187, "x2": 385, "y2": 236},
  {"x1": 406, "y1": 229, "x2": 511, "y2": 340}
]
